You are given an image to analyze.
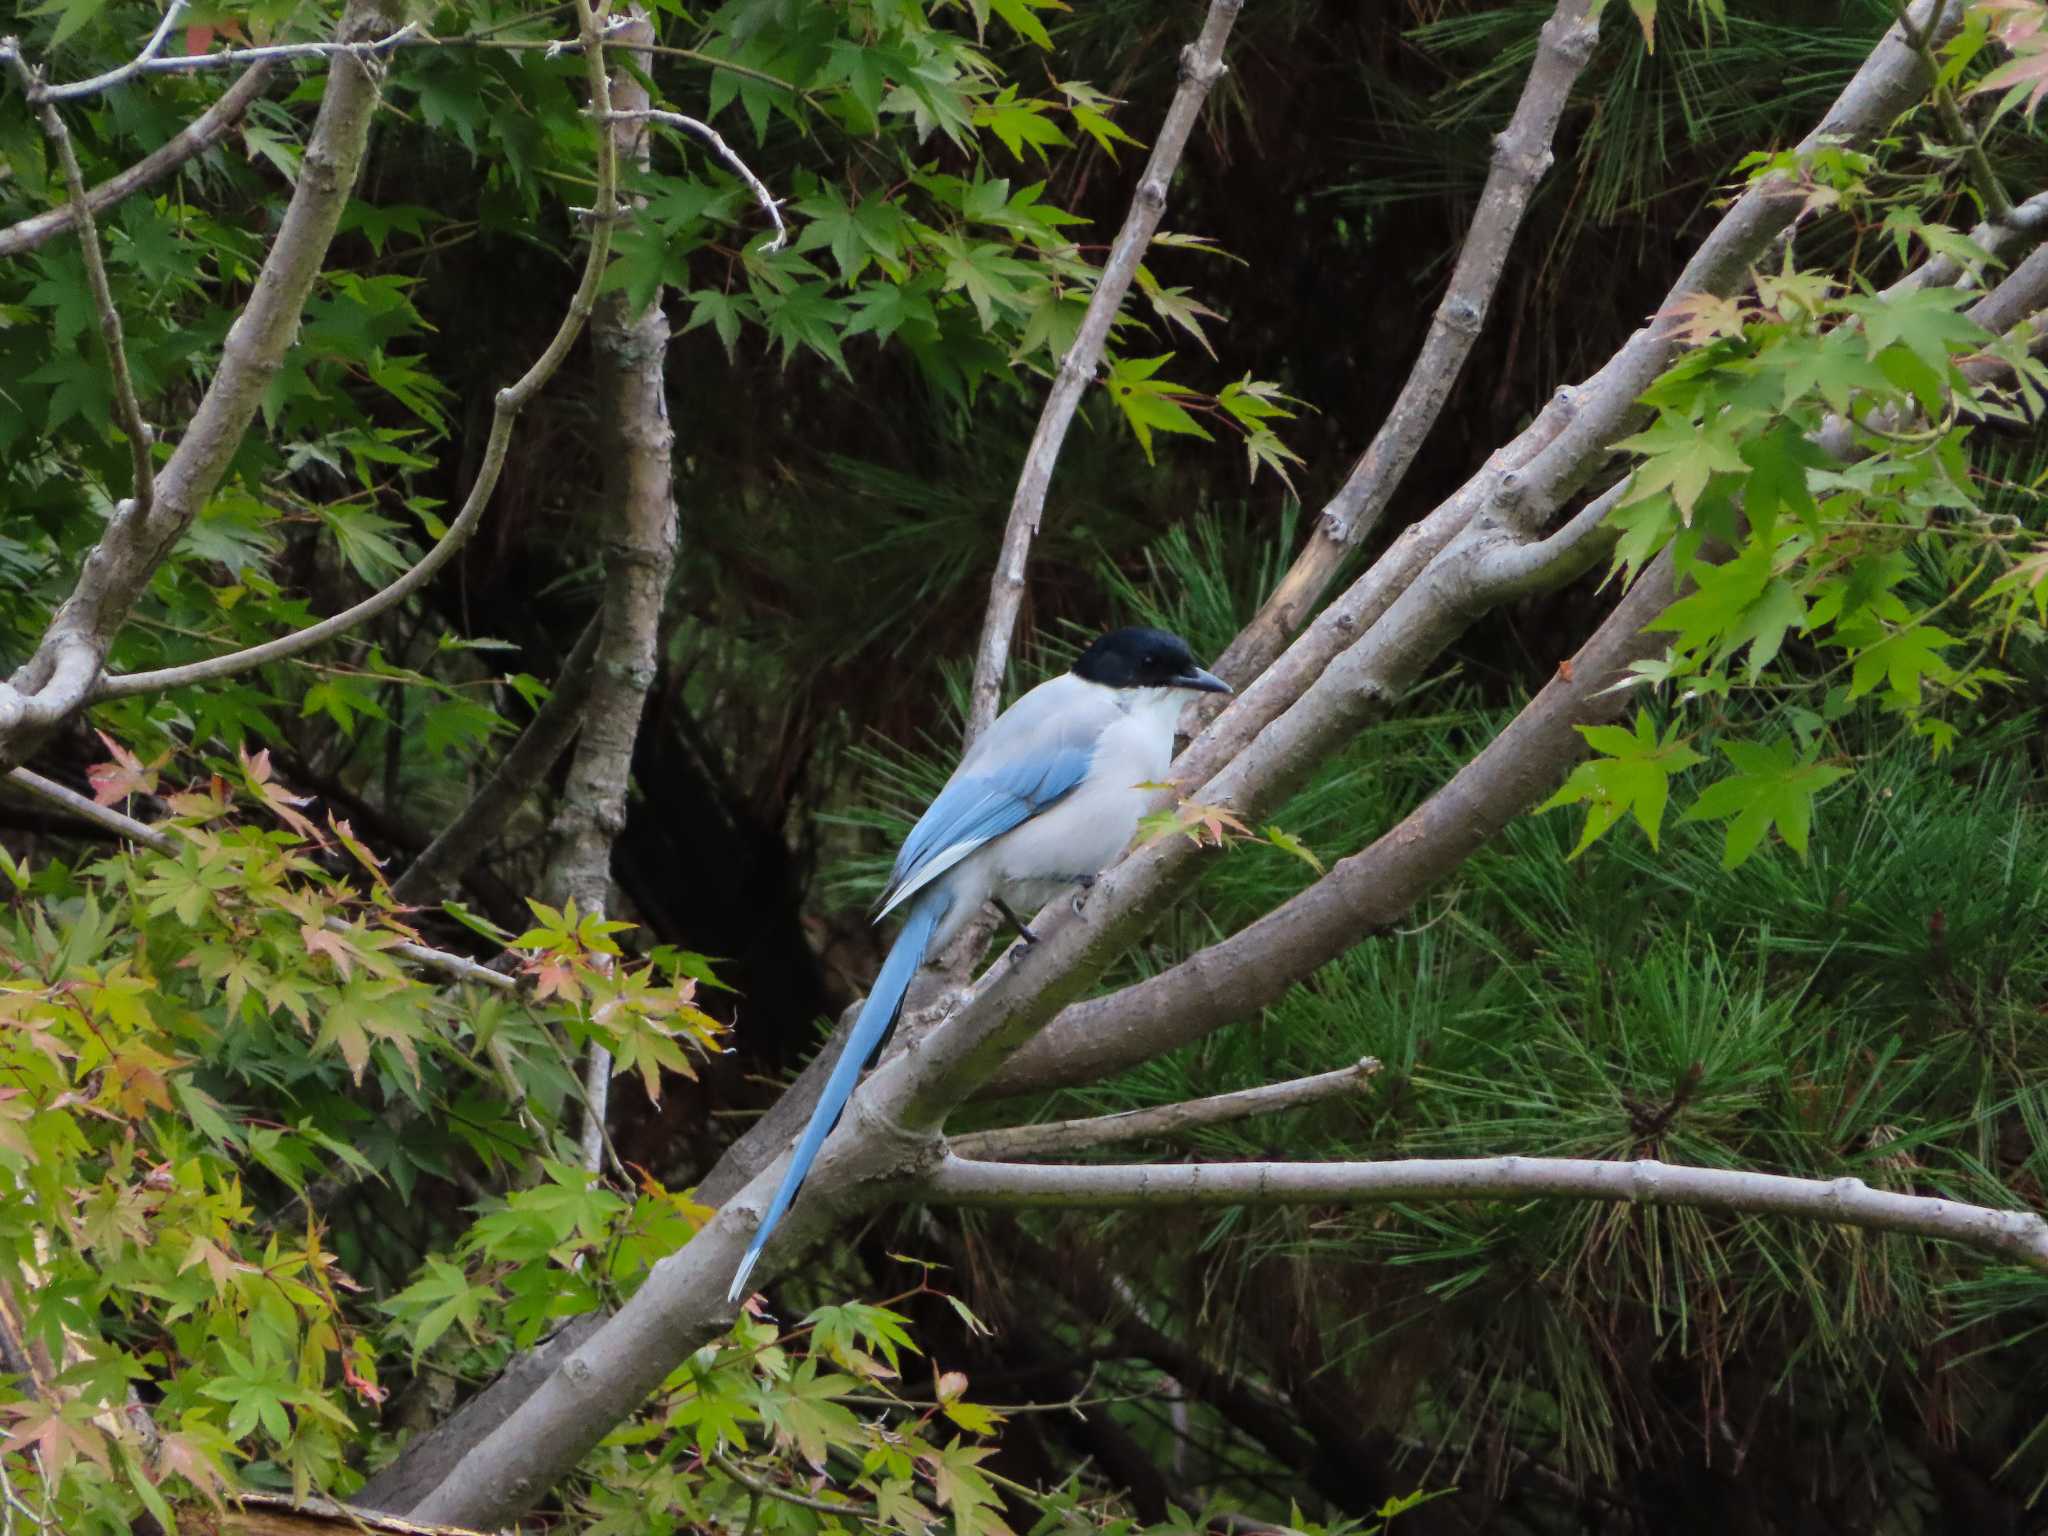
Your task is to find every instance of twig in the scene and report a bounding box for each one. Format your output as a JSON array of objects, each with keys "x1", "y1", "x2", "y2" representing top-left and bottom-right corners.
[
  {"x1": 602, "y1": 106, "x2": 786, "y2": 250},
  {"x1": 1895, "y1": 0, "x2": 2014, "y2": 222},
  {"x1": 5, "y1": 53, "x2": 156, "y2": 522},
  {"x1": 25, "y1": 0, "x2": 188, "y2": 102},
  {"x1": 4, "y1": 765, "x2": 516, "y2": 991},
  {"x1": 0, "y1": 63, "x2": 272, "y2": 260},
  {"x1": 926, "y1": 1154, "x2": 2048, "y2": 1275},
  {"x1": 711, "y1": 1451, "x2": 884, "y2": 1521},
  {"x1": 50, "y1": 21, "x2": 421, "y2": 92},
  {"x1": 97, "y1": 484, "x2": 500, "y2": 697},
  {"x1": 950, "y1": 1058, "x2": 1380, "y2": 1159},
  {"x1": 1211, "y1": 0, "x2": 1600, "y2": 691},
  {"x1": 392, "y1": 614, "x2": 603, "y2": 905},
  {"x1": 963, "y1": 0, "x2": 1243, "y2": 744}
]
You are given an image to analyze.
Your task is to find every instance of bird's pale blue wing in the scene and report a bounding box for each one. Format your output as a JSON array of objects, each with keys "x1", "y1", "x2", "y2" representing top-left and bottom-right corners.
[{"x1": 879, "y1": 741, "x2": 1093, "y2": 913}]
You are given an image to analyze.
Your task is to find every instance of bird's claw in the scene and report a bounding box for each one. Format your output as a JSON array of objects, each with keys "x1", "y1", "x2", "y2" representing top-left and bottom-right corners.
[{"x1": 1071, "y1": 874, "x2": 1097, "y2": 918}]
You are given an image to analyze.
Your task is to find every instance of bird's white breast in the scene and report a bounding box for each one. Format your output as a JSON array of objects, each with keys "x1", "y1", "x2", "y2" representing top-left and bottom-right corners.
[{"x1": 983, "y1": 684, "x2": 1181, "y2": 906}]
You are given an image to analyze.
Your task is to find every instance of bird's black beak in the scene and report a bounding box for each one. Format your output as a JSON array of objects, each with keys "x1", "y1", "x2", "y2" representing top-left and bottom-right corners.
[{"x1": 1172, "y1": 665, "x2": 1233, "y2": 695}]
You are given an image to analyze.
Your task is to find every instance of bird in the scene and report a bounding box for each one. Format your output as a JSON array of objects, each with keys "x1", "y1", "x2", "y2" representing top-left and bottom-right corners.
[{"x1": 727, "y1": 626, "x2": 1232, "y2": 1303}]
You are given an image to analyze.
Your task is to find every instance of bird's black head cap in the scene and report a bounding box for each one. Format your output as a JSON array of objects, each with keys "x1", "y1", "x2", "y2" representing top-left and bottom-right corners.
[{"x1": 1070, "y1": 627, "x2": 1232, "y2": 693}]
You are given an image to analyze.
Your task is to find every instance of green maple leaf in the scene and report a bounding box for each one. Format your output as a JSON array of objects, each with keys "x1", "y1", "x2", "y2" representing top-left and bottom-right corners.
[
  {"x1": 1844, "y1": 285, "x2": 1989, "y2": 371},
  {"x1": 1840, "y1": 622, "x2": 1959, "y2": 705},
  {"x1": 1680, "y1": 737, "x2": 1849, "y2": 869},
  {"x1": 1538, "y1": 710, "x2": 1704, "y2": 856},
  {"x1": 1614, "y1": 412, "x2": 1747, "y2": 522}
]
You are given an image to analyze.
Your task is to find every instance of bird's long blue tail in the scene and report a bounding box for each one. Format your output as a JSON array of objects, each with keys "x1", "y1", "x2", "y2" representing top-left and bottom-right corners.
[{"x1": 727, "y1": 888, "x2": 950, "y2": 1303}]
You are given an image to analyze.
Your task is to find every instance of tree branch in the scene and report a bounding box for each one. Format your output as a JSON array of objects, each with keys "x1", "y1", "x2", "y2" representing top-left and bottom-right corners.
[
  {"x1": 964, "y1": 0, "x2": 1243, "y2": 743},
  {"x1": 1187, "y1": 0, "x2": 1965, "y2": 772},
  {"x1": 602, "y1": 107, "x2": 787, "y2": 250},
  {"x1": 21, "y1": 0, "x2": 188, "y2": 102},
  {"x1": 925, "y1": 1154, "x2": 2048, "y2": 1276},
  {"x1": 79, "y1": 10, "x2": 630, "y2": 713},
  {"x1": 390, "y1": 614, "x2": 602, "y2": 907},
  {"x1": 983, "y1": 545, "x2": 1679, "y2": 1095},
  {"x1": 0, "y1": 0, "x2": 404, "y2": 770},
  {"x1": 3, "y1": 765, "x2": 516, "y2": 991},
  {"x1": 1210, "y1": 0, "x2": 1599, "y2": 689},
  {"x1": 541, "y1": 9, "x2": 672, "y2": 1174},
  {"x1": 0, "y1": 63, "x2": 271, "y2": 260},
  {"x1": 6, "y1": 52, "x2": 156, "y2": 523},
  {"x1": 950, "y1": 1057, "x2": 1380, "y2": 1160}
]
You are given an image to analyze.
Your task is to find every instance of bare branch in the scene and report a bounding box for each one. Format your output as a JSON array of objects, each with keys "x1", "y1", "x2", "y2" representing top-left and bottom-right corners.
[
  {"x1": 77, "y1": 6, "x2": 629, "y2": 712},
  {"x1": 0, "y1": 0, "x2": 406, "y2": 770},
  {"x1": 603, "y1": 107, "x2": 786, "y2": 250},
  {"x1": 0, "y1": 63, "x2": 271, "y2": 261},
  {"x1": 3, "y1": 766, "x2": 516, "y2": 991},
  {"x1": 5, "y1": 53, "x2": 155, "y2": 522},
  {"x1": 545, "y1": 9, "x2": 672, "y2": 1174},
  {"x1": 391, "y1": 615, "x2": 602, "y2": 907},
  {"x1": 949, "y1": 1057, "x2": 1380, "y2": 1160},
  {"x1": 1211, "y1": 0, "x2": 1599, "y2": 689},
  {"x1": 964, "y1": 0, "x2": 1243, "y2": 743},
  {"x1": 48, "y1": 20, "x2": 421, "y2": 94},
  {"x1": 927, "y1": 1154, "x2": 2048, "y2": 1276},
  {"x1": 24, "y1": 0, "x2": 188, "y2": 102},
  {"x1": 1194, "y1": 0, "x2": 1965, "y2": 755},
  {"x1": 984, "y1": 545, "x2": 1680, "y2": 1095}
]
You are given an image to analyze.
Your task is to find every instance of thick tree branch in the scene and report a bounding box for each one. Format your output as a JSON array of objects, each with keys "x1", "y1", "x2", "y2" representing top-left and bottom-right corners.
[
  {"x1": 926, "y1": 1155, "x2": 2048, "y2": 1276},
  {"x1": 3, "y1": 765, "x2": 515, "y2": 990},
  {"x1": 541, "y1": 9, "x2": 673, "y2": 1173},
  {"x1": 951, "y1": 1057, "x2": 1380, "y2": 1160},
  {"x1": 1189, "y1": 0, "x2": 1965, "y2": 769},
  {"x1": 964, "y1": 0, "x2": 1243, "y2": 743},
  {"x1": 0, "y1": 0, "x2": 404, "y2": 769},
  {"x1": 1211, "y1": 0, "x2": 1598, "y2": 688},
  {"x1": 0, "y1": 63, "x2": 271, "y2": 260},
  {"x1": 390, "y1": 615, "x2": 602, "y2": 907}
]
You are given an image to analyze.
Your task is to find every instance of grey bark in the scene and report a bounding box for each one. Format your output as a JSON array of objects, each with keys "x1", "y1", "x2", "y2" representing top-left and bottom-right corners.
[{"x1": 965, "y1": 0, "x2": 1244, "y2": 743}]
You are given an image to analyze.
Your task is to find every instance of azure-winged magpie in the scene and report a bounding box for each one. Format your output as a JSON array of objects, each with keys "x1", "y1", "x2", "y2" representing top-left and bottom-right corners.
[{"x1": 727, "y1": 627, "x2": 1230, "y2": 1301}]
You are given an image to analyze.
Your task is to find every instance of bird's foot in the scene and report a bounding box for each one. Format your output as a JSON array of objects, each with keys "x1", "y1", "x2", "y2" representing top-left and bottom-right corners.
[
  {"x1": 992, "y1": 898, "x2": 1039, "y2": 947},
  {"x1": 1071, "y1": 874, "x2": 1098, "y2": 918}
]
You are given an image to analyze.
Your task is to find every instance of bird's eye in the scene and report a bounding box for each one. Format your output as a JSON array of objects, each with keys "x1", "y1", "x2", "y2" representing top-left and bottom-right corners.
[{"x1": 1144, "y1": 654, "x2": 1162, "y2": 668}]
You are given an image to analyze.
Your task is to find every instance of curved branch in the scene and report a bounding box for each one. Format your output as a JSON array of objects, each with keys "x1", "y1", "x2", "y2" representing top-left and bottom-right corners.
[
  {"x1": 0, "y1": 0, "x2": 404, "y2": 772},
  {"x1": 604, "y1": 107, "x2": 786, "y2": 250},
  {"x1": 964, "y1": 0, "x2": 1243, "y2": 743},
  {"x1": 951, "y1": 1058, "x2": 1380, "y2": 1160},
  {"x1": 26, "y1": 0, "x2": 188, "y2": 102},
  {"x1": 926, "y1": 1155, "x2": 2048, "y2": 1275},
  {"x1": 0, "y1": 63, "x2": 272, "y2": 261}
]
